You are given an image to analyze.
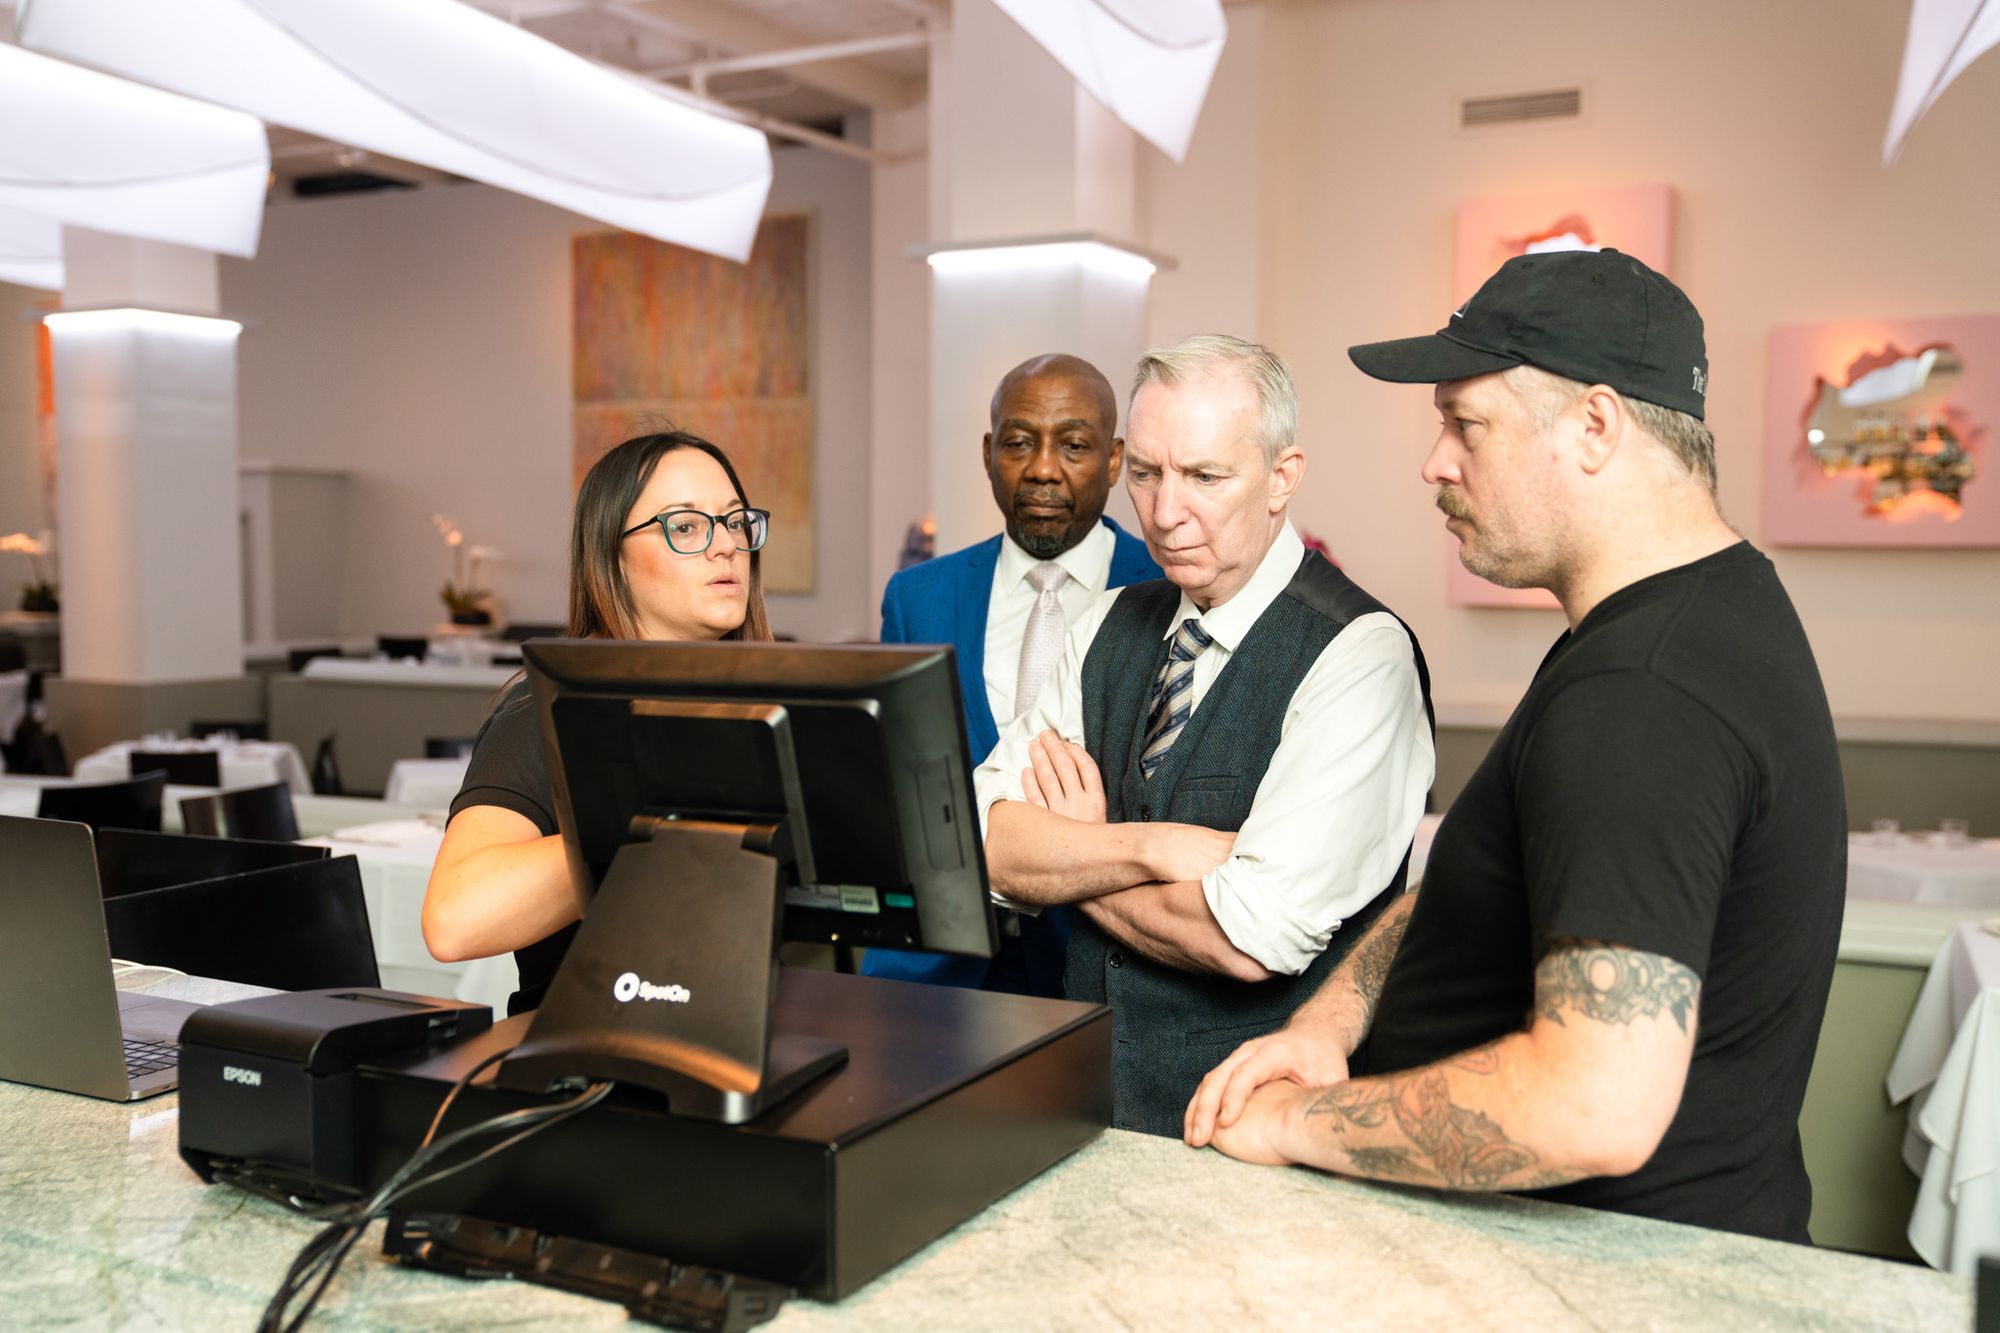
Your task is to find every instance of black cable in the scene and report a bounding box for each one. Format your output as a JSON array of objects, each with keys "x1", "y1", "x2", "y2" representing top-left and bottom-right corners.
[
  {"x1": 255, "y1": 1048, "x2": 611, "y2": 1332},
  {"x1": 272, "y1": 1077, "x2": 613, "y2": 1331},
  {"x1": 280, "y1": 1078, "x2": 613, "y2": 1330}
]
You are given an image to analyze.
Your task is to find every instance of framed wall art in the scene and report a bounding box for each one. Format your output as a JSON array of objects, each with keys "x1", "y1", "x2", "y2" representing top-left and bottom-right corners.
[
  {"x1": 572, "y1": 214, "x2": 815, "y2": 593},
  {"x1": 1446, "y1": 184, "x2": 1675, "y2": 607},
  {"x1": 1764, "y1": 314, "x2": 1996, "y2": 548}
]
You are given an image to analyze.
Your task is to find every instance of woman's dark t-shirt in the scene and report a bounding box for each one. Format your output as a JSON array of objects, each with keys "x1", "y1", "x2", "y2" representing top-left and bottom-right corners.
[
  {"x1": 448, "y1": 679, "x2": 578, "y2": 1014},
  {"x1": 1363, "y1": 543, "x2": 1846, "y2": 1242}
]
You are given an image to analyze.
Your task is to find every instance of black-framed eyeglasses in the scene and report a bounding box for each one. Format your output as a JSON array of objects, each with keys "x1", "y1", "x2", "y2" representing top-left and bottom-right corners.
[{"x1": 621, "y1": 507, "x2": 770, "y2": 555}]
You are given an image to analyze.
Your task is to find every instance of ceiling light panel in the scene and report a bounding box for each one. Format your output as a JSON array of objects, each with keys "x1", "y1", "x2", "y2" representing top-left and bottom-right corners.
[
  {"x1": 0, "y1": 207, "x2": 64, "y2": 291},
  {"x1": 991, "y1": 0, "x2": 1226, "y2": 163},
  {"x1": 21, "y1": 0, "x2": 774, "y2": 262},
  {"x1": 0, "y1": 43, "x2": 267, "y2": 259}
]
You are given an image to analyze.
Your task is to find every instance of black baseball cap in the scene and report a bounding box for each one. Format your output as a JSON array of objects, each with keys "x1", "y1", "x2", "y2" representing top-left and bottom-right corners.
[{"x1": 1348, "y1": 248, "x2": 1709, "y2": 419}]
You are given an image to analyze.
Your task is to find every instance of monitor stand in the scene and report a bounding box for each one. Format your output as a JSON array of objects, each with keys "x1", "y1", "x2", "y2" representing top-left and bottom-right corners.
[{"x1": 496, "y1": 816, "x2": 846, "y2": 1124}]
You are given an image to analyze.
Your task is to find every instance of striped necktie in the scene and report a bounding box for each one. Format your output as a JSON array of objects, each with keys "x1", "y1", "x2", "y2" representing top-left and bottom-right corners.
[{"x1": 1140, "y1": 617, "x2": 1213, "y2": 780}]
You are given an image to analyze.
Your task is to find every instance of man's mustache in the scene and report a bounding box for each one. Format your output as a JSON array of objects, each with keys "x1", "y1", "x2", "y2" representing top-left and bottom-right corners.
[
  {"x1": 1015, "y1": 490, "x2": 1074, "y2": 511},
  {"x1": 1434, "y1": 486, "x2": 1470, "y2": 520}
]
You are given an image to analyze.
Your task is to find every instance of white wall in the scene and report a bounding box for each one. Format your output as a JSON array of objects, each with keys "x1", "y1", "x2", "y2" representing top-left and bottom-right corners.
[
  {"x1": 1257, "y1": 0, "x2": 2000, "y2": 723},
  {"x1": 222, "y1": 141, "x2": 875, "y2": 643},
  {"x1": 1141, "y1": 3, "x2": 1263, "y2": 349}
]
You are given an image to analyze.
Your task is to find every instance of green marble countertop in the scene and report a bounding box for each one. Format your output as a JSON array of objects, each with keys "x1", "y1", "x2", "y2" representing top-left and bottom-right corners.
[{"x1": 0, "y1": 979, "x2": 1971, "y2": 1330}]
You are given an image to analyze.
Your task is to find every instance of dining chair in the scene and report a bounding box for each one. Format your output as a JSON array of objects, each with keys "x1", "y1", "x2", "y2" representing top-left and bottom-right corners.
[
  {"x1": 37, "y1": 772, "x2": 166, "y2": 833},
  {"x1": 179, "y1": 782, "x2": 301, "y2": 842},
  {"x1": 129, "y1": 750, "x2": 223, "y2": 788},
  {"x1": 101, "y1": 856, "x2": 380, "y2": 992}
]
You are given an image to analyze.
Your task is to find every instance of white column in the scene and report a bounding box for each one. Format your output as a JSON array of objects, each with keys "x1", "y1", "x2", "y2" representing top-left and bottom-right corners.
[
  {"x1": 868, "y1": 101, "x2": 935, "y2": 620},
  {"x1": 49, "y1": 228, "x2": 243, "y2": 683},
  {"x1": 924, "y1": 0, "x2": 1163, "y2": 554},
  {"x1": 928, "y1": 253, "x2": 1153, "y2": 552}
]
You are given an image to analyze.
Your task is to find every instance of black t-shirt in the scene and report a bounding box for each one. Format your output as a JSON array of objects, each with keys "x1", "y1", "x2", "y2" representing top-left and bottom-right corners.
[
  {"x1": 448, "y1": 679, "x2": 579, "y2": 1014},
  {"x1": 1365, "y1": 543, "x2": 1845, "y2": 1242}
]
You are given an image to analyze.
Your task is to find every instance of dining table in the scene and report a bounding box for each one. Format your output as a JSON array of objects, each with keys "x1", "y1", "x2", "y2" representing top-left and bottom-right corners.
[
  {"x1": 1886, "y1": 917, "x2": 2000, "y2": 1275},
  {"x1": 301, "y1": 816, "x2": 518, "y2": 1016},
  {"x1": 71, "y1": 735, "x2": 312, "y2": 796},
  {"x1": 1846, "y1": 830, "x2": 2000, "y2": 908}
]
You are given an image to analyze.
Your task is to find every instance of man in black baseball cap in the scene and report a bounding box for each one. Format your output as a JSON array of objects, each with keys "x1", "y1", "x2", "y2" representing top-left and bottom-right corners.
[
  {"x1": 1185, "y1": 248, "x2": 1848, "y2": 1247},
  {"x1": 1349, "y1": 246, "x2": 1710, "y2": 419}
]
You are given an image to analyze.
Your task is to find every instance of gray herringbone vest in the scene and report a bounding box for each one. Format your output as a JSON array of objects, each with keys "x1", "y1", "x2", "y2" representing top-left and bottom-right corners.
[{"x1": 1068, "y1": 550, "x2": 1433, "y2": 1136}]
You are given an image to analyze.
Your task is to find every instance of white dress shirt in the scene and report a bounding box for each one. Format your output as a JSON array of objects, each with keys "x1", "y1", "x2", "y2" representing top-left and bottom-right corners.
[
  {"x1": 982, "y1": 522, "x2": 1118, "y2": 727},
  {"x1": 975, "y1": 522, "x2": 1435, "y2": 976}
]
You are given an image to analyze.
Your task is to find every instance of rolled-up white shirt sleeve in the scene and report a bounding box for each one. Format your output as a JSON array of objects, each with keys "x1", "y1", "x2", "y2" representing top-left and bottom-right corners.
[
  {"x1": 972, "y1": 588, "x2": 1122, "y2": 835},
  {"x1": 1201, "y1": 613, "x2": 1434, "y2": 975}
]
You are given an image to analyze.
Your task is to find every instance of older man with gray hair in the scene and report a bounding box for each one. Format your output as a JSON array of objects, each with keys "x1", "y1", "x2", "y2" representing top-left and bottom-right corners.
[{"x1": 975, "y1": 333, "x2": 1435, "y2": 1136}]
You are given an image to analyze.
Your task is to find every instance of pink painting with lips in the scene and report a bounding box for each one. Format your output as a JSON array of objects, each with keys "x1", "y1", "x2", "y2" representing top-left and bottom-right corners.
[
  {"x1": 1764, "y1": 314, "x2": 1999, "y2": 547},
  {"x1": 1447, "y1": 184, "x2": 1676, "y2": 607}
]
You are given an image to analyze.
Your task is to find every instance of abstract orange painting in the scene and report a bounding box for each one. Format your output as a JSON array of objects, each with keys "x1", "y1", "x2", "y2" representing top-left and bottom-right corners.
[{"x1": 572, "y1": 215, "x2": 814, "y2": 592}]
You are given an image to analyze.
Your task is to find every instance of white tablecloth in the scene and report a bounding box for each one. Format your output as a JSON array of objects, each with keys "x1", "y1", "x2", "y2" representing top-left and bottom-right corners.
[
  {"x1": 301, "y1": 656, "x2": 518, "y2": 690},
  {"x1": 1886, "y1": 919, "x2": 2000, "y2": 1274},
  {"x1": 1848, "y1": 833, "x2": 2000, "y2": 907},
  {"x1": 0, "y1": 774, "x2": 57, "y2": 817},
  {"x1": 73, "y1": 737, "x2": 311, "y2": 796},
  {"x1": 1, "y1": 774, "x2": 258, "y2": 828},
  {"x1": 302, "y1": 818, "x2": 517, "y2": 1016},
  {"x1": 0, "y1": 779, "x2": 430, "y2": 838},
  {"x1": 0, "y1": 669, "x2": 27, "y2": 747},
  {"x1": 425, "y1": 634, "x2": 522, "y2": 669},
  {"x1": 383, "y1": 757, "x2": 471, "y2": 810},
  {"x1": 1411, "y1": 819, "x2": 2000, "y2": 909}
]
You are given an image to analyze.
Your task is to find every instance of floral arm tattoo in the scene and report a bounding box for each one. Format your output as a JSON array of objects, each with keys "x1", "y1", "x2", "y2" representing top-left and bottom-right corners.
[
  {"x1": 1303, "y1": 1045, "x2": 1571, "y2": 1189},
  {"x1": 1534, "y1": 939, "x2": 1701, "y2": 1034},
  {"x1": 1294, "y1": 942, "x2": 1699, "y2": 1192},
  {"x1": 1347, "y1": 894, "x2": 1414, "y2": 1032}
]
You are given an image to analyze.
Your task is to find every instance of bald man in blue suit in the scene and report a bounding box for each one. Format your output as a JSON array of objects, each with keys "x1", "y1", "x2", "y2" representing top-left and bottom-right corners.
[{"x1": 869, "y1": 353, "x2": 1160, "y2": 994}]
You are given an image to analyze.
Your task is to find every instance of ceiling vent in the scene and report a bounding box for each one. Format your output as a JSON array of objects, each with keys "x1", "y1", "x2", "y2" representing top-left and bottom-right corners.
[
  {"x1": 1460, "y1": 87, "x2": 1583, "y2": 129},
  {"x1": 291, "y1": 172, "x2": 416, "y2": 198}
]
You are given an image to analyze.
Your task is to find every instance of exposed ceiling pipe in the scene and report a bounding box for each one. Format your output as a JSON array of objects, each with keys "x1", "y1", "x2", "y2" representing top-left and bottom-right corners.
[
  {"x1": 649, "y1": 29, "x2": 932, "y2": 86},
  {"x1": 595, "y1": 58, "x2": 919, "y2": 167},
  {"x1": 877, "y1": 0, "x2": 949, "y2": 21}
]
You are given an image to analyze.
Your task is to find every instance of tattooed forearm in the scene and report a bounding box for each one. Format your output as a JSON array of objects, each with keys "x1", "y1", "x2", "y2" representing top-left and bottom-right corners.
[
  {"x1": 1344, "y1": 1146, "x2": 1427, "y2": 1180},
  {"x1": 1303, "y1": 1044, "x2": 1541, "y2": 1189},
  {"x1": 1348, "y1": 896, "x2": 1414, "y2": 1029},
  {"x1": 1535, "y1": 942, "x2": 1700, "y2": 1034}
]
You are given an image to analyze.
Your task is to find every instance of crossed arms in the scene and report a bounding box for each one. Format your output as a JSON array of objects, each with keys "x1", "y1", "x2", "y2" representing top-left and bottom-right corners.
[
  {"x1": 977, "y1": 610, "x2": 1433, "y2": 981},
  {"x1": 1183, "y1": 897, "x2": 1701, "y2": 1189},
  {"x1": 985, "y1": 735, "x2": 1267, "y2": 980}
]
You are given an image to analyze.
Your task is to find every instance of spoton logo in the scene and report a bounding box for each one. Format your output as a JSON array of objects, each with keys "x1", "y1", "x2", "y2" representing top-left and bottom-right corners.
[
  {"x1": 222, "y1": 1065, "x2": 262, "y2": 1087},
  {"x1": 612, "y1": 972, "x2": 691, "y2": 1004}
]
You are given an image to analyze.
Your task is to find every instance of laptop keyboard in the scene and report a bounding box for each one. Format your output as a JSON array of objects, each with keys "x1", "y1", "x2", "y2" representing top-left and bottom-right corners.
[{"x1": 123, "y1": 1038, "x2": 178, "y2": 1078}]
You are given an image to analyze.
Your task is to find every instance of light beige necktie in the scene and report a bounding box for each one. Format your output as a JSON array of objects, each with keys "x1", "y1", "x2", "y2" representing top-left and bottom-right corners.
[{"x1": 1013, "y1": 562, "x2": 1069, "y2": 718}]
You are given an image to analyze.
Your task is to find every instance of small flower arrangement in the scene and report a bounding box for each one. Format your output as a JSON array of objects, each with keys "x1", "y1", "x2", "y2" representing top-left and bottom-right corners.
[
  {"x1": 1298, "y1": 529, "x2": 1340, "y2": 569},
  {"x1": 0, "y1": 530, "x2": 57, "y2": 612},
  {"x1": 430, "y1": 514, "x2": 501, "y2": 623}
]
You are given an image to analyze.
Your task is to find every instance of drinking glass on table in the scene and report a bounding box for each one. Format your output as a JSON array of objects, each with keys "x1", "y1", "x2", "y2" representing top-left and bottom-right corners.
[
  {"x1": 1934, "y1": 818, "x2": 1971, "y2": 849},
  {"x1": 1870, "y1": 817, "x2": 1902, "y2": 847}
]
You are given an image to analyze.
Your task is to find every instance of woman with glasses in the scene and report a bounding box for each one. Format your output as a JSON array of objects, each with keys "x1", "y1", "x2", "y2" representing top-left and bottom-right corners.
[{"x1": 421, "y1": 430, "x2": 772, "y2": 1013}]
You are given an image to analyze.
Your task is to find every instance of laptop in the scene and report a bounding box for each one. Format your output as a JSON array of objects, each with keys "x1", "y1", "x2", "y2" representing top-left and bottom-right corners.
[{"x1": 0, "y1": 814, "x2": 204, "y2": 1100}]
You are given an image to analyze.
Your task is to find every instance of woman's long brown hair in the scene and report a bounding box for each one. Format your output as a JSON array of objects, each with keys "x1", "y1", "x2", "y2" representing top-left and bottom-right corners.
[{"x1": 568, "y1": 431, "x2": 774, "y2": 642}]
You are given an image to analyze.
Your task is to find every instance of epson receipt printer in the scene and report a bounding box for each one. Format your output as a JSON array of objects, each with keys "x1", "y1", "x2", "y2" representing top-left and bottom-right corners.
[{"x1": 178, "y1": 988, "x2": 490, "y2": 1203}]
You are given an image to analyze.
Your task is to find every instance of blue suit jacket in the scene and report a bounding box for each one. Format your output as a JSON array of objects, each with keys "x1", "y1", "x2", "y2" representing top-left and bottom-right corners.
[{"x1": 868, "y1": 517, "x2": 1162, "y2": 991}]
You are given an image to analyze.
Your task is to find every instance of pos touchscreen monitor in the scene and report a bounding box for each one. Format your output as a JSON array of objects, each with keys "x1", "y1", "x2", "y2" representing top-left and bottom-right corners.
[{"x1": 496, "y1": 639, "x2": 1000, "y2": 1124}]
